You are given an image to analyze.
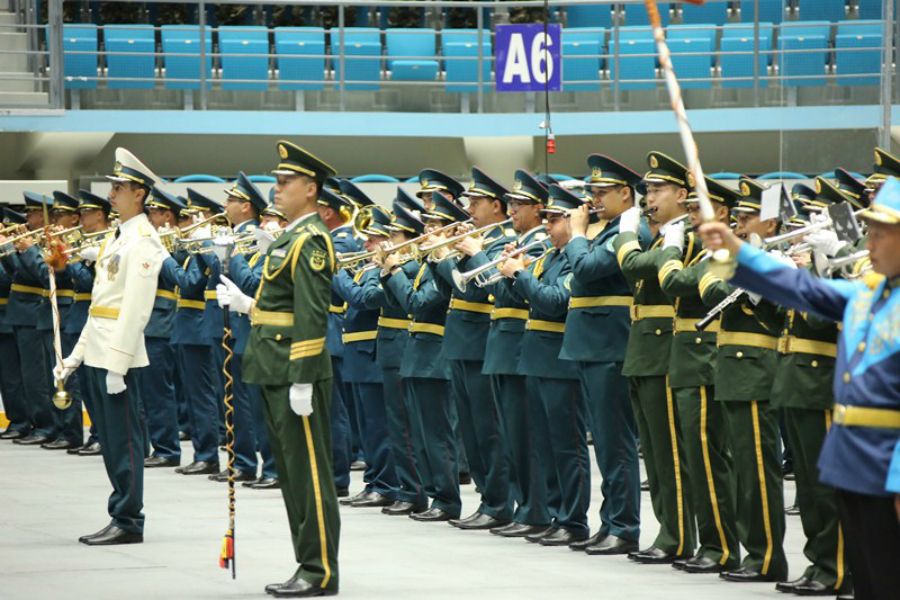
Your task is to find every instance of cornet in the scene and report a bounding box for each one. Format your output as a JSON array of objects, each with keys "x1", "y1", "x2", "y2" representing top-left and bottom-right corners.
[
  {"x1": 418, "y1": 218, "x2": 512, "y2": 258},
  {"x1": 451, "y1": 238, "x2": 547, "y2": 292}
]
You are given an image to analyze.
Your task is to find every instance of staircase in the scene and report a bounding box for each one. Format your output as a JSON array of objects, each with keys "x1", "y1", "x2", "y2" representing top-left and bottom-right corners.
[{"x1": 0, "y1": 0, "x2": 51, "y2": 107}]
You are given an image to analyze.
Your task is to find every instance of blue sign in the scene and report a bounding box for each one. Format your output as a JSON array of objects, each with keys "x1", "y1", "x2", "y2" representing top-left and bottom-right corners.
[{"x1": 495, "y1": 24, "x2": 562, "y2": 92}]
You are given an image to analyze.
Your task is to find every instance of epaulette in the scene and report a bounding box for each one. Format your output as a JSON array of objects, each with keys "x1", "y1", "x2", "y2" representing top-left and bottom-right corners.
[
  {"x1": 504, "y1": 228, "x2": 516, "y2": 237},
  {"x1": 335, "y1": 232, "x2": 349, "y2": 239}
]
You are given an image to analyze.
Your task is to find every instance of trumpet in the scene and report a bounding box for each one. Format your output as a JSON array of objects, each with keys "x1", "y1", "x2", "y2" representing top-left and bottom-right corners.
[
  {"x1": 0, "y1": 224, "x2": 83, "y2": 257},
  {"x1": 763, "y1": 209, "x2": 864, "y2": 249},
  {"x1": 336, "y1": 250, "x2": 376, "y2": 270},
  {"x1": 823, "y1": 250, "x2": 871, "y2": 278},
  {"x1": 451, "y1": 238, "x2": 549, "y2": 292},
  {"x1": 418, "y1": 218, "x2": 512, "y2": 258}
]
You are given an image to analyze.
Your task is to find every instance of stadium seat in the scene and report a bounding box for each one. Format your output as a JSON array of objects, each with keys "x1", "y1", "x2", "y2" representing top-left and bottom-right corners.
[
  {"x1": 623, "y1": 2, "x2": 669, "y2": 27},
  {"x1": 709, "y1": 172, "x2": 742, "y2": 180},
  {"x1": 274, "y1": 27, "x2": 326, "y2": 91},
  {"x1": 720, "y1": 23, "x2": 774, "y2": 88},
  {"x1": 834, "y1": 20, "x2": 883, "y2": 86},
  {"x1": 566, "y1": 4, "x2": 614, "y2": 28},
  {"x1": 385, "y1": 28, "x2": 439, "y2": 81},
  {"x1": 856, "y1": 0, "x2": 883, "y2": 20},
  {"x1": 679, "y1": 1, "x2": 730, "y2": 25},
  {"x1": 161, "y1": 25, "x2": 212, "y2": 90},
  {"x1": 666, "y1": 27, "x2": 715, "y2": 89},
  {"x1": 562, "y1": 28, "x2": 604, "y2": 91},
  {"x1": 334, "y1": 27, "x2": 382, "y2": 91},
  {"x1": 104, "y1": 25, "x2": 156, "y2": 89},
  {"x1": 218, "y1": 26, "x2": 270, "y2": 91},
  {"x1": 351, "y1": 174, "x2": 399, "y2": 183},
  {"x1": 778, "y1": 21, "x2": 831, "y2": 87},
  {"x1": 608, "y1": 37, "x2": 657, "y2": 90},
  {"x1": 739, "y1": 0, "x2": 785, "y2": 23},
  {"x1": 62, "y1": 24, "x2": 98, "y2": 89},
  {"x1": 173, "y1": 174, "x2": 226, "y2": 183},
  {"x1": 796, "y1": 0, "x2": 849, "y2": 22},
  {"x1": 442, "y1": 28, "x2": 492, "y2": 92},
  {"x1": 759, "y1": 171, "x2": 807, "y2": 179},
  {"x1": 610, "y1": 26, "x2": 656, "y2": 42},
  {"x1": 247, "y1": 174, "x2": 277, "y2": 183}
]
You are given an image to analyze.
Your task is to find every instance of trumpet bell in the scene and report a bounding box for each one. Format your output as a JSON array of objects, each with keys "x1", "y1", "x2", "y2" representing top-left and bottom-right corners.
[{"x1": 451, "y1": 269, "x2": 469, "y2": 293}]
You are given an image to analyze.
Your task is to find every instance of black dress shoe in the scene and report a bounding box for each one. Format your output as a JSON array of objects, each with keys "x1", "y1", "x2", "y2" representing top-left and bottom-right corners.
[
  {"x1": 569, "y1": 531, "x2": 605, "y2": 551},
  {"x1": 448, "y1": 510, "x2": 483, "y2": 528},
  {"x1": 525, "y1": 526, "x2": 558, "y2": 543},
  {"x1": 42, "y1": 439, "x2": 79, "y2": 450},
  {"x1": 77, "y1": 441, "x2": 102, "y2": 456},
  {"x1": 584, "y1": 535, "x2": 639, "y2": 555},
  {"x1": 785, "y1": 503, "x2": 801, "y2": 516},
  {"x1": 539, "y1": 528, "x2": 588, "y2": 547},
  {"x1": 178, "y1": 431, "x2": 191, "y2": 441},
  {"x1": 784, "y1": 577, "x2": 833, "y2": 596},
  {"x1": 719, "y1": 567, "x2": 779, "y2": 582},
  {"x1": 409, "y1": 507, "x2": 453, "y2": 522},
  {"x1": 382, "y1": 501, "x2": 427, "y2": 516},
  {"x1": 776, "y1": 576, "x2": 811, "y2": 593},
  {"x1": 208, "y1": 469, "x2": 256, "y2": 482},
  {"x1": 680, "y1": 555, "x2": 728, "y2": 574},
  {"x1": 80, "y1": 525, "x2": 143, "y2": 546},
  {"x1": 175, "y1": 461, "x2": 219, "y2": 475},
  {"x1": 629, "y1": 546, "x2": 682, "y2": 564},
  {"x1": 458, "y1": 472, "x2": 472, "y2": 485},
  {"x1": 455, "y1": 513, "x2": 511, "y2": 531},
  {"x1": 67, "y1": 445, "x2": 87, "y2": 455},
  {"x1": 248, "y1": 477, "x2": 280, "y2": 490},
  {"x1": 339, "y1": 489, "x2": 368, "y2": 506},
  {"x1": 272, "y1": 577, "x2": 337, "y2": 598},
  {"x1": 14, "y1": 434, "x2": 50, "y2": 446},
  {"x1": 350, "y1": 491, "x2": 393, "y2": 508},
  {"x1": 144, "y1": 456, "x2": 180, "y2": 468},
  {"x1": 492, "y1": 523, "x2": 549, "y2": 538},
  {"x1": 78, "y1": 524, "x2": 114, "y2": 543},
  {"x1": 349, "y1": 460, "x2": 366, "y2": 472},
  {"x1": 0, "y1": 429, "x2": 27, "y2": 440}
]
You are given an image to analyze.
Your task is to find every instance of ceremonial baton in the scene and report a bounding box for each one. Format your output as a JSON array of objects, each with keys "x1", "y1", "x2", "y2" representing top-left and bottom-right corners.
[
  {"x1": 217, "y1": 240, "x2": 237, "y2": 579},
  {"x1": 41, "y1": 199, "x2": 72, "y2": 410}
]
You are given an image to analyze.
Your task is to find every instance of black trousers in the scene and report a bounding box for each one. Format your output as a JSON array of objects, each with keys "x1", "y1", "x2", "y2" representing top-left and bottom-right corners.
[{"x1": 836, "y1": 489, "x2": 900, "y2": 600}]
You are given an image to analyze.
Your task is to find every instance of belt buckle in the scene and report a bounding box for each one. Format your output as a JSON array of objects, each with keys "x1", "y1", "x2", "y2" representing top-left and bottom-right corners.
[
  {"x1": 833, "y1": 404, "x2": 846, "y2": 425},
  {"x1": 776, "y1": 337, "x2": 789, "y2": 353}
]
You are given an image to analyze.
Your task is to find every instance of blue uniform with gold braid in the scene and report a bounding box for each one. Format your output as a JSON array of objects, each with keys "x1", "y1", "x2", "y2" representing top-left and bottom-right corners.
[
  {"x1": 65, "y1": 260, "x2": 99, "y2": 449},
  {"x1": 0, "y1": 260, "x2": 27, "y2": 437}
]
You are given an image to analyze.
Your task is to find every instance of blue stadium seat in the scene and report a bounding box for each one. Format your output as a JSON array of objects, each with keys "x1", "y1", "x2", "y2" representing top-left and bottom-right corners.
[
  {"x1": 334, "y1": 27, "x2": 382, "y2": 91},
  {"x1": 351, "y1": 174, "x2": 399, "y2": 183},
  {"x1": 174, "y1": 174, "x2": 226, "y2": 183},
  {"x1": 709, "y1": 172, "x2": 742, "y2": 180},
  {"x1": 218, "y1": 26, "x2": 270, "y2": 91},
  {"x1": 835, "y1": 20, "x2": 882, "y2": 86},
  {"x1": 104, "y1": 25, "x2": 156, "y2": 89},
  {"x1": 274, "y1": 27, "x2": 325, "y2": 90},
  {"x1": 562, "y1": 28, "x2": 604, "y2": 91},
  {"x1": 679, "y1": 1, "x2": 730, "y2": 25},
  {"x1": 666, "y1": 30, "x2": 715, "y2": 89},
  {"x1": 566, "y1": 4, "x2": 614, "y2": 28},
  {"x1": 62, "y1": 24, "x2": 98, "y2": 89},
  {"x1": 759, "y1": 171, "x2": 806, "y2": 179},
  {"x1": 608, "y1": 38, "x2": 657, "y2": 90},
  {"x1": 247, "y1": 174, "x2": 277, "y2": 183},
  {"x1": 161, "y1": 25, "x2": 212, "y2": 90},
  {"x1": 856, "y1": 0, "x2": 883, "y2": 20},
  {"x1": 666, "y1": 24, "x2": 717, "y2": 42},
  {"x1": 720, "y1": 23, "x2": 774, "y2": 88},
  {"x1": 386, "y1": 28, "x2": 439, "y2": 81},
  {"x1": 610, "y1": 26, "x2": 656, "y2": 42},
  {"x1": 623, "y1": 3, "x2": 669, "y2": 26},
  {"x1": 740, "y1": 0, "x2": 785, "y2": 23},
  {"x1": 442, "y1": 29, "x2": 492, "y2": 92},
  {"x1": 796, "y1": 0, "x2": 848, "y2": 22},
  {"x1": 778, "y1": 21, "x2": 831, "y2": 87}
]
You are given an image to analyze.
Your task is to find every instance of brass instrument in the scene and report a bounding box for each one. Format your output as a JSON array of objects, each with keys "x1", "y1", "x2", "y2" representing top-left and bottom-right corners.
[
  {"x1": 451, "y1": 239, "x2": 548, "y2": 292},
  {"x1": 155, "y1": 214, "x2": 230, "y2": 253},
  {"x1": 418, "y1": 218, "x2": 512, "y2": 258},
  {"x1": 64, "y1": 227, "x2": 117, "y2": 263},
  {"x1": 0, "y1": 224, "x2": 83, "y2": 258},
  {"x1": 823, "y1": 250, "x2": 871, "y2": 278}
]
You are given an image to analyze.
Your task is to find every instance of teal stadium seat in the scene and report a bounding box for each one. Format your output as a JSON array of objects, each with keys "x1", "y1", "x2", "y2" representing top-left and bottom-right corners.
[
  {"x1": 218, "y1": 26, "x2": 270, "y2": 91},
  {"x1": 834, "y1": 20, "x2": 883, "y2": 86},
  {"x1": 351, "y1": 174, "x2": 399, "y2": 183},
  {"x1": 609, "y1": 32, "x2": 657, "y2": 91},
  {"x1": 442, "y1": 28, "x2": 492, "y2": 92},
  {"x1": 334, "y1": 27, "x2": 382, "y2": 91},
  {"x1": 104, "y1": 25, "x2": 156, "y2": 89},
  {"x1": 796, "y1": 0, "x2": 848, "y2": 22},
  {"x1": 720, "y1": 23, "x2": 774, "y2": 88},
  {"x1": 386, "y1": 28, "x2": 439, "y2": 81},
  {"x1": 562, "y1": 27, "x2": 604, "y2": 91},
  {"x1": 679, "y1": 0, "x2": 730, "y2": 25},
  {"x1": 740, "y1": 0, "x2": 785, "y2": 23},
  {"x1": 274, "y1": 27, "x2": 326, "y2": 91},
  {"x1": 62, "y1": 24, "x2": 98, "y2": 89},
  {"x1": 778, "y1": 21, "x2": 831, "y2": 87},
  {"x1": 174, "y1": 174, "x2": 226, "y2": 183},
  {"x1": 566, "y1": 4, "x2": 614, "y2": 28},
  {"x1": 856, "y1": 0, "x2": 883, "y2": 20},
  {"x1": 666, "y1": 25, "x2": 716, "y2": 89},
  {"x1": 623, "y1": 2, "x2": 669, "y2": 26},
  {"x1": 161, "y1": 25, "x2": 212, "y2": 90}
]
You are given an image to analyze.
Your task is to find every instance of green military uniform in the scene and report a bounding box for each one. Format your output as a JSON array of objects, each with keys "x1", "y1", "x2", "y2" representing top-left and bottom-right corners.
[
  {"x1": 243, "y1": 141, "x2": 339, "y2": 594},
  {"x1": 698, "y1": 176, "x2": 788, "y2": 582},
  {"x1": 655, "y1": 176, "x2": 742, "y2": 572},
  {"x1": 612, "y1": 152, "x2": 695, "y2": 561}
]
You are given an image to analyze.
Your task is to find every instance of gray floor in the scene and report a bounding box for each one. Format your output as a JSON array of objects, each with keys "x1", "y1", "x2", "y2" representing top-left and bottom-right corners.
[{"x1": 1, "y1": 438, "x2": 809, "y2": 600}]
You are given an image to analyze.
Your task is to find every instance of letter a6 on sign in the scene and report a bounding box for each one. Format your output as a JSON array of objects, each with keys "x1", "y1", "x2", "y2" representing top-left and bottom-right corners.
[{"x1": 495, "y1": 24, "x2": 562, "y2": 92}]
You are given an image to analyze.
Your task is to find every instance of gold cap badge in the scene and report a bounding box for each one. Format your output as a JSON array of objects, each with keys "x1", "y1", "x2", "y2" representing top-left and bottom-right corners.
[
  {"x1": 278, "y1": 144, "x2": 289, "y2": 159},
  {"x1": 649, "y1": 155, "x2": 659, "y2": 169},
  {"x1": 740, "y1": 182, "x2": 750, "y2": 196}
]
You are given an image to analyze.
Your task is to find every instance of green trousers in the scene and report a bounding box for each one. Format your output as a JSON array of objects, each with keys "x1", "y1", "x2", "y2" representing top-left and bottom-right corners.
[
  {"x1": 783, "y1": 407, "x2": 850, "y2": 591},
  {"x1": 721, "y1": 400, "x2": 787, "y2": 579},
  {"x1": 630, "y1": 375, "x2": 695, "y2": 556},
  {"x1": 673, "y1": 385, "x2": 740, "y2": 568},
  {"x1": 262, "y1": 379, "x2": 340, "y2": 592}
]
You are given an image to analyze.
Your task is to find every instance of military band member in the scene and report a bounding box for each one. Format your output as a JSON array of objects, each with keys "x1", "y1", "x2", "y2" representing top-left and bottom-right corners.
[
  {"x1": 218, "y1": 140, "x2": 341, "y2": 597},
  {"x1": 55, "y1": 148, "x2": 165, "y2": 545},
  {"x1": 655, "y1": 176, "x2": 741, "y2": 573},
  {"x1": 482, "y1": 170, "x2": 553, "y2": 538},
  {"x1": 699, "y1": 177, "x2": 789, "y2": 583},
  {"x1": 433, "y1": 167, "x2": 515, "y2": 531},
  {"x1": 415, "y1": 169, "x2": 465, "y2": 213},
  {"x1": 613, "y1": 152, "x2": 695, "y2": 564},
  {"x1": 498, "y1": 184, "x2": 591, "y2": 541},
  {"x1": 141, "y1": 186, "x2": 186, "y2": 468},
  {"x1": 0, "y1": 207, "x2": 26, "y2": 440},
  {"x1": 564, "y1": 155, "x2": 646, "y2": 555},
  {"x1": 699, "y1": 175, "x2": 900, "y2": 600}
]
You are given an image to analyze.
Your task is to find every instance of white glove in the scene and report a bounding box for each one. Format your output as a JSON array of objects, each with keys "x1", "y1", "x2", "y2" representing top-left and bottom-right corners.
[
  {"x1": 804, "y1": 228, "x2": 846, "y2": 257},
  {"x1": 289, "y1": 383, "x2": 314, "y2": 416},
  {"x1": 210, "y1": 235, "x2": 234, "y2": 262},
  {"x1": 663, "y1": 220, "x2": 685, "y2": 252},
  {"x1": 79, "y1": 246, "x2": 100, "y2": 263},
  {"x1": 191, "y1": 224, "x2": 212, "y2": 240},
  {"x1": 53, "y1": 355, "x2": 82, "y2": 382},
  {"x1": 254, "y1": 227, "x2": 276, "y2": 254},
  {"x1": 618, "y1": 206, "x2": 641, "y2": 235},
  {"x1": 768, "y1": 250, "x2": 797, "y2": 269},
  {"x1": 106, "y1": 371, "x2": 127, "y2": 395},
  {"x1": 218, "y1": 275, "x2": 254, "y2": 314}
]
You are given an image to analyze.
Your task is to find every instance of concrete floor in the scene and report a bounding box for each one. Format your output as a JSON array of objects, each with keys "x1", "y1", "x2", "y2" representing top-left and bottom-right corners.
[{"x1": 1, "y1": 438, "x2": 809, "y2": 600}]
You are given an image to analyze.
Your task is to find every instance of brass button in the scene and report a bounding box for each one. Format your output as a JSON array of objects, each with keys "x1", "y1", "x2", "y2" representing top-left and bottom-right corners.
[
  {"x1": 655, "y1": 329, "x2": 662, "y2": 336},
  {"x1": 275, "y1": 334, "x2": 282, "y2": 341},
  {"x1": 782, "y1": 329, "x2": 788, "y2": 336},
  {"x1": 736, "y1": 351, "x2": 744, "y2": 359},
  {"x1": 857, "y1": 342, "x2": 866, "y2": 352},
  {"x1": 695, "y1": 337, "x2": 702, "y2": 344},
  {"x1": 811, "y1": 360, "x2": 819, "y2": 368},
  {"x1": 843, "y1": 372, "x2": 850, "y2": 383}
]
